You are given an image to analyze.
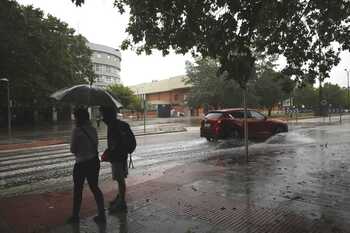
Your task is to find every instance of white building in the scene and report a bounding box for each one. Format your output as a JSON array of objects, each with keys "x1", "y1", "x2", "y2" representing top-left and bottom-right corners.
[{"x1": 87, "y1": 42, "x2": 121, "y2": 88}]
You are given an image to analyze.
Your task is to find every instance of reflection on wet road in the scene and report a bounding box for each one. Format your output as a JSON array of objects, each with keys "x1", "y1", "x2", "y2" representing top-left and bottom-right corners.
[{"x1": 207, "y1": 122, "x2": 350, "y2": 230}]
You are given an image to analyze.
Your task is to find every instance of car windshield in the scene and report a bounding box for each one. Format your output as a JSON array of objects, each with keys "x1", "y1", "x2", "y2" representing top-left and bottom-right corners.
[{"x1": 205, "y1": 112, "x2": 223, "y2": 120}]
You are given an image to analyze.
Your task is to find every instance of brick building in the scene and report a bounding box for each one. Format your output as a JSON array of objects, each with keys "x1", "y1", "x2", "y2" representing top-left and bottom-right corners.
[{"x1": 129, "y1": 75, "x2": 201, "y2": 117}]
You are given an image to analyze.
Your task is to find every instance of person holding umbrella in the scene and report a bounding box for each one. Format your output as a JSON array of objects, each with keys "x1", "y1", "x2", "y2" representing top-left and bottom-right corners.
[
  {"x1": 67, "y1": 107, "x2": 106, "y2": 224},
  {"x1": 100, "y1": 106, "x2": 129, "y2": 212}
]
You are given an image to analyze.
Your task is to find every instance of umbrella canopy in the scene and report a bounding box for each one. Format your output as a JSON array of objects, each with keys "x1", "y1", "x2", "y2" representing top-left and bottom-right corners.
[{"x1": 50, "y1": 84, "x2": 123, "y2": 108}]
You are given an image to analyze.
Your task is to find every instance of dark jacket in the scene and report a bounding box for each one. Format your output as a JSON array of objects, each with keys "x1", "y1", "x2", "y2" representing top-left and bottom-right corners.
[{"x1": 107, "y1": 118, "x2": 129, "y2": 162}]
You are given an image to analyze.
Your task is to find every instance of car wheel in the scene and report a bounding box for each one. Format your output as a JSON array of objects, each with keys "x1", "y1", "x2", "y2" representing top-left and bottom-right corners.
[
  {"x1": 274, "y1": 126, "x2": 285, "y2": 134},
  {"x1": 228, "y1": 128, "x2": 240, "y2": 139}
]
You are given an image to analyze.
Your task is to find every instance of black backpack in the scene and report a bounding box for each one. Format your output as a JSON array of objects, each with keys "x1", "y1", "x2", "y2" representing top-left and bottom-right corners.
[{"x1": 117, "y1": 120, "x2": 136, "y2": 154}]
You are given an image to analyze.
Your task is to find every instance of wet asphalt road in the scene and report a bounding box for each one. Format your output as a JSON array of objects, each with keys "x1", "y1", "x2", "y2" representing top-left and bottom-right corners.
[
  {"x1": 0, "y1": 127, "x2": 210, "y2": 197},
  {"x1": 1, "y1": 120, "x2": 350, "y2": 229},
  {"x1": 206, "y1": 121, "x2": 350, "y2": 230}
]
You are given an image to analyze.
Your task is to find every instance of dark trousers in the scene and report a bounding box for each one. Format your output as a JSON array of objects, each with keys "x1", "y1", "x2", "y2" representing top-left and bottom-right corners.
[{"x1": 72, "y1": 157, "x2": 105, "y2": 217}]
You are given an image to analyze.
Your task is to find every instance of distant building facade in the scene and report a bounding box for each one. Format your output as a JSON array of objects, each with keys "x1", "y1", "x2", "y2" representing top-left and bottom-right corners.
[
  {"x1": 129, "y1": 75, "x2": 201, "y2": 117},
  {"x1": 87, "y1": 42, "x2": 121, "y2": 88}
]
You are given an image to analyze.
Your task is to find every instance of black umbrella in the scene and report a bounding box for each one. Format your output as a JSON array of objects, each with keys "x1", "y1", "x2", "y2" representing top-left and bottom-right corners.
[{"x1": 50, "y1": 84, "x2": 123, "y2": 108}]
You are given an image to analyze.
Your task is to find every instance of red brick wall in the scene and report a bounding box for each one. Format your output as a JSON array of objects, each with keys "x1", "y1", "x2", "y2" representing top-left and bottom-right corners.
[
  {"x1": 134, "y1": 87, "x2": 202, "y2": 117},
  {"x1": 147, "y1": 88, "x2": 189, "y2": 104}
]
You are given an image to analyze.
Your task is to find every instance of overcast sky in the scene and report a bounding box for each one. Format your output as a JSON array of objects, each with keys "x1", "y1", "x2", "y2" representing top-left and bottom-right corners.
[{"x1": 17, "y1": 0, "x2": 350, "y2": 88}]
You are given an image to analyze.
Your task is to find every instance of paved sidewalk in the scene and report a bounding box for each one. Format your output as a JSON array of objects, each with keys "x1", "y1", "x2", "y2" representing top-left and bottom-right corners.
[{"x1": 0, "y1": 160, "x2": 347, "y2": 233}]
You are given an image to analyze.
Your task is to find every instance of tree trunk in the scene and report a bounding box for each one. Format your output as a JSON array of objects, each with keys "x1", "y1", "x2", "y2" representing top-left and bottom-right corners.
[
  {"x1": 268, "y1": 108, "x2": 272, "y2": 116},
  {"x1": 318, "y1": 80, "x2": 326, "y2": 116}
]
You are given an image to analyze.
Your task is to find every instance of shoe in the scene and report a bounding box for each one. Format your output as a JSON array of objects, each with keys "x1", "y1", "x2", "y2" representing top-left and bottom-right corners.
[
  {"x1": 109, "y1": 201, "x2": 127, "y2": 213},
  {"x1": 66, "y1": 216, "x2": 80, "y2": 224},
  {"x1": 93, "y1": 214, "x2": 106, "y2": 224}
]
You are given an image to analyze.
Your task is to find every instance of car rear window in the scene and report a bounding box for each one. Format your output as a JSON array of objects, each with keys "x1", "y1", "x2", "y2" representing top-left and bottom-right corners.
[
  {"x1": 230, "y1": 111, "x2": 244, "y2": 118},
  {"x1": 205, "y1": 112, "x2": 223, "y2": 120}
]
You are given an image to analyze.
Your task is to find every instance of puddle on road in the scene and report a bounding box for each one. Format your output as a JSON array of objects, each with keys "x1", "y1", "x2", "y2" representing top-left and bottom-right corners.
[
  {"x1": 266, "y1": 131, "x2": 315, "y2": 145},
  {"x1": 200, "y1": 124, "x2": 350, "y2": 229}
]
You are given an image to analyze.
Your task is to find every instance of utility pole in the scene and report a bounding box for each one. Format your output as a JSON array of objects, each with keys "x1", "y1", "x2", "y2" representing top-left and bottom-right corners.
[
  {"x1": 0, "y1": 78, "x2": 11, "y2": 139},
  {"x1": 142, "y1": 92, "x2": 146, "y2": 133},
  {"x1": 345, "y1": 69, "x2": 350, "y2": 111},
  {"x1": 243, "y1": 89, "x2": 248, "y2": 162}
]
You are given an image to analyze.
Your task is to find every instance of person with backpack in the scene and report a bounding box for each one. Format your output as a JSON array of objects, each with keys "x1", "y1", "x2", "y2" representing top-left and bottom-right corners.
[
  {"x1": 100, "y1": 106, "x2": 136, "y2": 212},
  {"x1": 67, "y1": 108, "x2": 106, "y2": 224}
]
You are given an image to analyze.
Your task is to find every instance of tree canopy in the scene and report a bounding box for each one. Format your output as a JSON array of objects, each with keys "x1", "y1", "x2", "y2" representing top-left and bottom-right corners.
[
  {"x1": 293, "y1": 84, "x2": 318, "y2": 109},
  {"x1": 0, "y1": 0, "x2": 94, "y2": 109},
  {"x1": 185, "y1": 58, "x2": 258, "y2": 110},
  {"x1": 254, "y1": 70, "x2": 291, "y2": 116},
  {"x1": 293, "y1": 83, "x2": 348, "y2": 111},
  {"x1": 72, "y1": 0, "x2": 350, "y2": 88},
  {"x1": 107, "y1": 84, "x2": 142, "y2": 112},
  {"x1": 186, "y1": 57, "x2": 293, "y2": 115},
  {"x1": 322, "y1": 83, "x2": 347, "y2": 108}
]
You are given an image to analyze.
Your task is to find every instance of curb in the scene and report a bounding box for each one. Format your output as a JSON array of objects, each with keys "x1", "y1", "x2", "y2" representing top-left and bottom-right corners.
[{"x1": 0, "y1": 128, "x2": 187, "y2": 152}]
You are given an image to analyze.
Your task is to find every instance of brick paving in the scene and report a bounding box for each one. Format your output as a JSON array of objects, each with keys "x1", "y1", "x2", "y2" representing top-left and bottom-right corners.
[{"x1": 1, "y1": 162, "x2": 348, "y2": 233}]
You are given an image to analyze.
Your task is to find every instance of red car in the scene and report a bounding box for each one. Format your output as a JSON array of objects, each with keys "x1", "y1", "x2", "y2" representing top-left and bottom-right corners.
[{"x1": 200, "y1": 108, "x2": 288, "y2": 141}]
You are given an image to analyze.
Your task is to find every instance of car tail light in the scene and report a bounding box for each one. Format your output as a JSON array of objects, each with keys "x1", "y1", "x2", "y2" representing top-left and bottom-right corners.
[{"x1": 213, "y1": 120, "x2": 222, "y2": 134}]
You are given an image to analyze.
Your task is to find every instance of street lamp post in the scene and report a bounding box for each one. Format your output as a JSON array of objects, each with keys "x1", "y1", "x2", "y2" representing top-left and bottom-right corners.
[
  {"x1": 0, "y1": 78, "x2": 11, "y2": 139},
  {"x1": 345, "y1": 69, "x2": 350, "y2": 111},
  {"x1": 143, "y1": 93, "x2": 146, "y2": 133}
]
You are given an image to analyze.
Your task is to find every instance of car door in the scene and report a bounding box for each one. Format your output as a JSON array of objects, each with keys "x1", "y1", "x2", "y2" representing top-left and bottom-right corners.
[
  {"x1": 248, "y1": 110, "x2": 271, "y2": 139},
  {"x1": 227, "y1": 110, "x2": 248, "y2": 137}
]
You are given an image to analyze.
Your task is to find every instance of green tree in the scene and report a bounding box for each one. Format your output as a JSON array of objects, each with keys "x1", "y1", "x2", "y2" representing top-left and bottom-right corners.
[
  {"x1": 293, "y1": 85, "x2": 318, "y2": 110},
  {"x1": 129, "y1": 95, "x2": 143, "y2": 113},
  {"x1": 253, "y1": 54, "x2": 295, "y2": 116},
  {"x1": 185, "y1": 58, "x2": 258, "y2": 111},
  {"x1": 72, "y1": 0, "x2": 350, "y2": 88},
  {"x1": 321, "y1": 83, "x2": 347, "y2": 108},
  {"x1": 254, "y1": 71, "x2": 291, "y2": 116},
  {"x1": 0, "y1": 0, "x2": 94, "y2": 123},
  {"x1": 107, "y1": 84, "x2": 141, "y2": 111},
  {"x1": 294, "y1": 83, "x2": 347, "y2": 111}
]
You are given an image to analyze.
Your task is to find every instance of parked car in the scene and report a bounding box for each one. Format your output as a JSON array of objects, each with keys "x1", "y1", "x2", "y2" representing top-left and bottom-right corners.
[{"x1": 200, "y1": 108, "x2": 288, "y2": 141}]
